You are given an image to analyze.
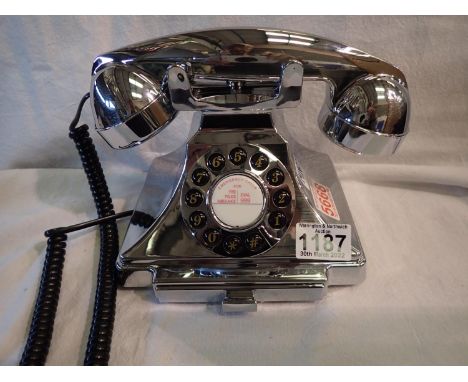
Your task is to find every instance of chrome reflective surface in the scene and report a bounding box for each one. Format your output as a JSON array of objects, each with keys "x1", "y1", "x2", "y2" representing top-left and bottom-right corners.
[
  {"x1": 222, "y1": 290, "x2": 258, "y2": 313},
  {"x1": 116, "y1": 113, "x2": 365, "y2": 309},
  {"x1": 320, "y1": 74, "x2": 409, "y2": 154},
  {"x1": 92, "y1": 65, "x2": 176, "y2": 148},
  {"x1": 91, "y1": 28, "x2": 410, "y2": 154},
  {"x1": 167, "y1": 60, "x2": 303, "y2": 111}
]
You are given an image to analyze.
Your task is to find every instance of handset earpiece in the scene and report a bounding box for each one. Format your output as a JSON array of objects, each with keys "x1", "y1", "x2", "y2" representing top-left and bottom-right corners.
[{"x1": 91, "y1": 65, "x2": 177, "y2": 149}]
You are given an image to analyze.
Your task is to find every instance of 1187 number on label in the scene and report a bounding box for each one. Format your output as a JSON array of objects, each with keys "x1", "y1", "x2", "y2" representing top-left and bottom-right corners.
[{"x1": 295, "y1": 223, "x2": 352, "y2": 261}]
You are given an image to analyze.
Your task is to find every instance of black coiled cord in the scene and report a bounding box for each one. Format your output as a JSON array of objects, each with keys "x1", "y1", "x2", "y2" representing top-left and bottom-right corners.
[
  {"x1": 21, "y1": 93, "x2": 119, "y2": 365},
  {"x1": 69, "y1": 123, "x2": 120, "y2": 366},
  {"x1": 19, "y1": 234, "x2": 68, "y2": 365},
  {"x1": 20, "y1": 93, "x2": 156, "y2": 365}
]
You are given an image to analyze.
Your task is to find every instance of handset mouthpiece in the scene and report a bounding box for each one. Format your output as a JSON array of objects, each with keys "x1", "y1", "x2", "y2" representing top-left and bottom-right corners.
[{"x1": 319, "y1": 75, "x2": 409, "y2": 155}]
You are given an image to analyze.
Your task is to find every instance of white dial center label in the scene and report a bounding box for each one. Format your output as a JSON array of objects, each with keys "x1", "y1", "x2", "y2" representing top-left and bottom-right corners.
[{"x1": 211, "y1": 174, "x2": 264, "y2": 228}]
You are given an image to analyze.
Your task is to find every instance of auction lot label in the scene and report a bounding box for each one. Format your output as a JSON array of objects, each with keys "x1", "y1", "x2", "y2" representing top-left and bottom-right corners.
[{"x1": 296, "y1": 223, "x2": 351, "y2": 261}]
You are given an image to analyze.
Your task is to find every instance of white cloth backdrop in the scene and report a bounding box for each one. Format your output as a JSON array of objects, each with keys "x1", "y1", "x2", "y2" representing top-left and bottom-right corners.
[{"x1": 0, "y1": 16, "x2": 467, "y2": 365}]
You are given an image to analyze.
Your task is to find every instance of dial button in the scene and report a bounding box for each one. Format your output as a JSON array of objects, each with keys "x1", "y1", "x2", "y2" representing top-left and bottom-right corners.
[
  {"x1": 223, "y1": 235, "x2": 242, "y2": 255},
  {"x1": 251, "y1": 152, "x2": 269, "y2": 171},
  {"x1": 268, "y1": 211, "x2": 287, "y2": 229},
  {"x1": 273, "y1": 189, "x2": 291, "y2": 208},
  {"x1": 189, "y1": 211, "x2": 207, "y2": 229},
  {"x1": 203, "y1": 228, "x2": 221, "y2": 246},
  {"x1": 245, "y1": 233, "x2": 265, "y2": 252},
  {"x1": 266, "y1": 168, "x2": 284, "y2": 186},
  {"x1": 185, "y1": 189, "x2": 204, "y2": 207},
  {"x1": 207, "y1": 153, "x2": 226, "y2": 171},
  {"x1": 229, "y1": 147, "x2": 247, "y2": 166},
  {"x1": 192, "y1": 168, "x2": 210, "y2": 186}
]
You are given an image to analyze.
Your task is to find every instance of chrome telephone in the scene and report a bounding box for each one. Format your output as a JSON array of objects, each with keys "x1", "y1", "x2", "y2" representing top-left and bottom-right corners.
[
  {"x1": 92, "y1": 28, "x2": 409, "y2": 312},
  {"x1": 21, "y1": 27, "x2": 410, "y2": 366}
]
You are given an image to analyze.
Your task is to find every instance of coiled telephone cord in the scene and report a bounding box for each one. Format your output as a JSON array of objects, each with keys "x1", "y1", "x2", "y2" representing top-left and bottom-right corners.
[
  {"x1": 20, "y1": 93, "x2": 154, "y2": 366},
  {"x1": 19, "y1": 233, "x2": 68, "y2": 365},
  {"x1": 70, "y1": 121, "x2": 120, "y2": 366}
]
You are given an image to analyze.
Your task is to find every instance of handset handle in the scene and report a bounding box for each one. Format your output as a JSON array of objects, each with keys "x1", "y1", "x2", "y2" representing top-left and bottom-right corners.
[{"x1": 167, "y1": 61, "x2": 303, "y2": 111}]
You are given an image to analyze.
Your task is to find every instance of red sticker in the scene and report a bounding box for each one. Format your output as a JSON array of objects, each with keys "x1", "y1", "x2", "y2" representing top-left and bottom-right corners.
[{"x1": 311, "y1": 182, "x2": 340, "y2": 221}]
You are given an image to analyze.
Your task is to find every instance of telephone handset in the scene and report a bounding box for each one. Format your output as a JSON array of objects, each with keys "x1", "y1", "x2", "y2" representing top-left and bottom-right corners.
[{"x1": 90, "y1": 28, "x2": 409, "y2": 312}]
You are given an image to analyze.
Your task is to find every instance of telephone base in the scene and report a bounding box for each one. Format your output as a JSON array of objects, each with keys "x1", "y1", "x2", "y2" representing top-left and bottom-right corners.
[{"x1": 116, "y1": 113, "x2": 366, "y2": 311}]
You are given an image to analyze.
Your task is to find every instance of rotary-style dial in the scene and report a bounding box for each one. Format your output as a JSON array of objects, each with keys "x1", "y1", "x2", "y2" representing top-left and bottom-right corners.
[{"x1": 181, "y1": 144, "x2": 295, "y2": 257}]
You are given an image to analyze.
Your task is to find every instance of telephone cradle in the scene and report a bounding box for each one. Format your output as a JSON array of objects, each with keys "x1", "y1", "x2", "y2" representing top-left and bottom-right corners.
[{"x1": 89, "y1": 29, "x2": 410, "y2": 312}]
